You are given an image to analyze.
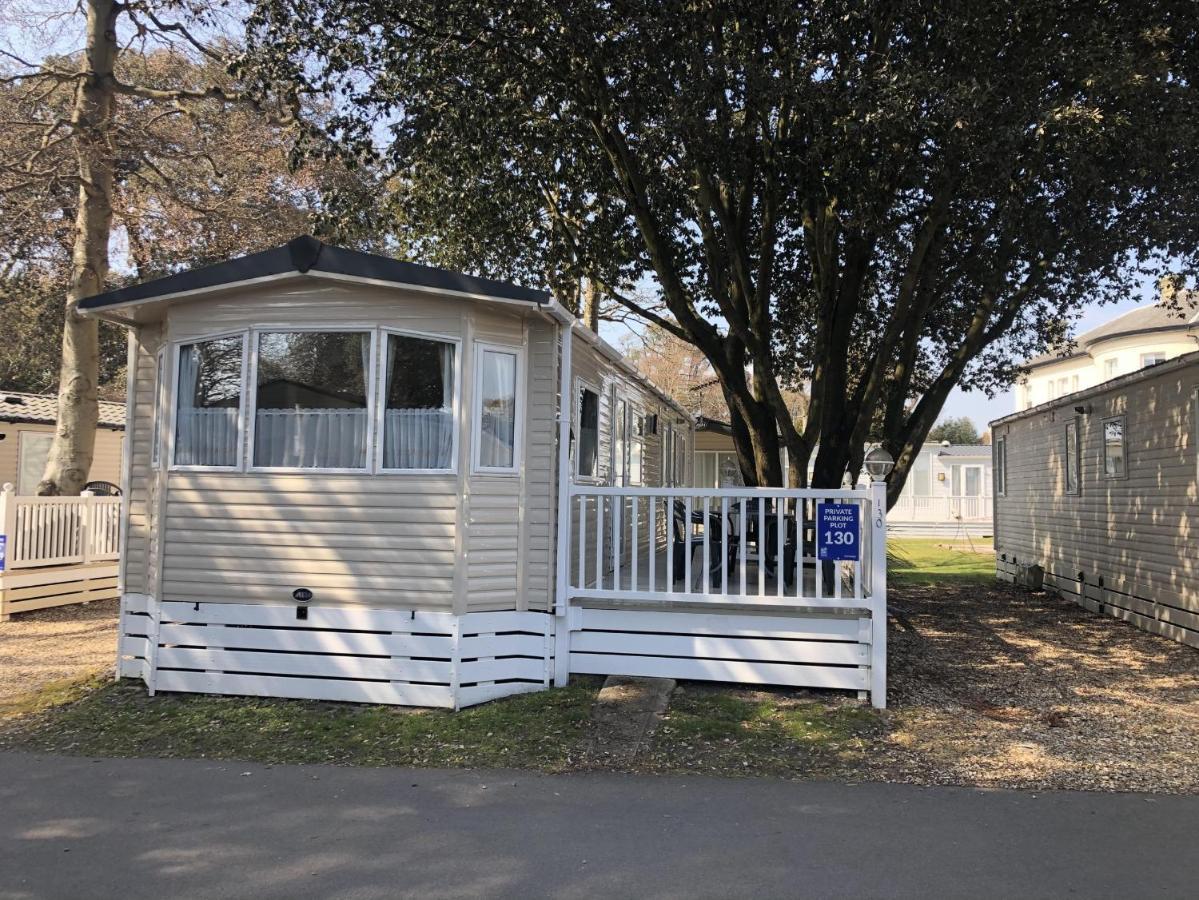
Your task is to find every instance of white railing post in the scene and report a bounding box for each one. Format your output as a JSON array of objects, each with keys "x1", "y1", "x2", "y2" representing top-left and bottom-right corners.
[
  {"x1": 869, "y1": 480, "x2": 888, "y2": 709},
  {"x1": 0, "y1": 483, "x2": 14, "y2": 573},
  {"x1": 552, "y1": 322, "x2": 574, "y2": 687},
  {"x1": 80, "y1": 490, "x2": 95, "y2": 564}
]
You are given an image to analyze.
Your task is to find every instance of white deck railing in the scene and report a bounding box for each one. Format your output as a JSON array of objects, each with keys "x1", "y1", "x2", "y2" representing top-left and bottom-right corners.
[
  {"x1": 0, "y1": 484, "x2": 121, "y2": 570},
  {"x1": 565, "y1": 484, "x2": 884, "y2": 607}
]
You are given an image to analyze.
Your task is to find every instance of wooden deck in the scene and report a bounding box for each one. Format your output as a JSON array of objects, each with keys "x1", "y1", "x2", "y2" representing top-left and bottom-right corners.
[{"x1": 0, "y1": 561, "x2": 119, "y2": 621}]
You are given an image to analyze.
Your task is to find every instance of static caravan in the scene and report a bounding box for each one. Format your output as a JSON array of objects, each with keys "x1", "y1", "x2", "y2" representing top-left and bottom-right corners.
[
  {"x1": 83, "y1": 237, "x2": 890, "y2": 709},
  {"x1": 0, "y1": 391, "x2": 125, "y2": 494},
  {"x1": 992, "y1": 351, "x2": 1199, "y2": 648}
]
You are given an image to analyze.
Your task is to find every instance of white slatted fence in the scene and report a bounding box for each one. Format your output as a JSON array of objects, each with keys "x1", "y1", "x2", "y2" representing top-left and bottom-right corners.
[
  {"x1": 0, "y1": 484, "x2": 122, "y2": 570},
  {"x1": 116, "y1": 598, "x2": 553, "y2": 710}
]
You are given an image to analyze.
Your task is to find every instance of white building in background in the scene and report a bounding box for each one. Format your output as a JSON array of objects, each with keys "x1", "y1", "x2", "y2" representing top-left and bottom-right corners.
[
  {"x1": 1015, "y1": 300, "x2": 1199, "y2": 412},
  {"x1": 694, "y1": 419, "x2": 992, "y2": 533},
  {"x1": 888, "y1": 443, "x2": 993, "y2": 532}
]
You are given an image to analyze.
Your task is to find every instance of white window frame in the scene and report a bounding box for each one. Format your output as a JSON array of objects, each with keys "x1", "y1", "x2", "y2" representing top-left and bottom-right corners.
[
  {"x1": 628, "y1": 402, "x2": 645, "y2": 486},
  {"x1": 573, "y1": 376, "x2": 602, "y2": 484},
  {"x1": 471, "y1": 341, "x2": 525, "y2": 476},
  {"x1": 1064, "y1": 419, "x2": 1080, "y2": 496},
  {"x1": 611, "y1": 391, "x2": 628, "y2": 486},
  {"x1": 995, "y1": 435, "x2": 1007, "y2": 497},
  {"x1": 375, "y1": 327, "x2": 461, "y2": 475},
  {"x1": 1194, "y1": 388, "x2": 1199, "y2": 490},
  {"x1": 246, "y1": 325, "x2": 378, "y2": 475},
  {"x1": 151, "y1": 348, "x2": 165, "y2": 468},
  {"x1": 1101, "y1": 414, "x2": 1128, "y2": 480},
  {"x1": 1141, "y1": 352, "x2": 1166, "y2": 368},
  {"x1": 168, "y1": 330, "x2": 250, "y2": 473},
  {"x1": 662, "y1": 423, "x2": 674, "y2": 486}
]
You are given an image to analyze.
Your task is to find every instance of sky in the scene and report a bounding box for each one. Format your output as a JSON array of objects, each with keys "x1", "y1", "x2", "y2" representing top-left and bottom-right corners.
[{"x1": 936, "y1": 276, "x2": 1162, "y2": 429}]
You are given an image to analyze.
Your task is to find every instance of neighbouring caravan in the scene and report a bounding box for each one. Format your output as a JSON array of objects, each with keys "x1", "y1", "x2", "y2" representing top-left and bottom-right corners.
[
  {"x1": 992, "y1": 351, "x2": 1199, "y2": 648},
  {"x1": 81, "y1": 237, "x2": 890, "y2": 709},
  {"x1": 0, "y1": 391, "x2": 125, "y2": 494}
]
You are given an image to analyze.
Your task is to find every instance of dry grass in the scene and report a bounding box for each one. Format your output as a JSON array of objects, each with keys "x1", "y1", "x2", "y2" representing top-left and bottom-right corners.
[{"x1": 0, "y1": 599, "x2": 118, "y2": 719}]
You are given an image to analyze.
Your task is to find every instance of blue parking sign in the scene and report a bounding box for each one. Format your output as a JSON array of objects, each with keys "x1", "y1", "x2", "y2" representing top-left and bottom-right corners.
[{"x1": 816, "y1": 502, "x2": 860, "y2": 561}]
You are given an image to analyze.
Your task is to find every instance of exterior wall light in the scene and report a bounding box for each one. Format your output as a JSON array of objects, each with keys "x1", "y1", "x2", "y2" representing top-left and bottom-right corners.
[{"x1": 864, "y1": 447, "x2": 895, "y2": 481}]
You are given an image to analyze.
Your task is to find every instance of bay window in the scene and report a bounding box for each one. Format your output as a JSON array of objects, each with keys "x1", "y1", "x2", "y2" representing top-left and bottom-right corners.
[
  {"x1": 381, "y1": 333, "x2": 456, "y2": 471},
  {"x1": 173, "y1": 335, "x2": 244, "y2": 468},
  {"x1": 475, "y1": 345, "x2": 520, "y2": 472},
  {"x1": 252, "y1": 330, "x2": 372, "y2": 470}
]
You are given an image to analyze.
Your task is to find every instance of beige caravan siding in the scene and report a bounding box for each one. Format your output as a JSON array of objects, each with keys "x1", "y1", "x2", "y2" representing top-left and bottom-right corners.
[
  {"x1": 162, "y1": 472, "x2": 457, "y2": 607},
  {"x1": 159, "y1": 281, "x2": 473, "y2": 610},
  {"x1": 994, "y1": 361, "x2": 1199, "y2": 644},
  {"x1": 464, "y1": 307, "x2": 529, "y2": 612},
  {"x1": 123, "y1": 326, "x2": 163, "y2": 595},
  {"x1": 517, "y1": 317, "x2": 558, "y2": 612}
]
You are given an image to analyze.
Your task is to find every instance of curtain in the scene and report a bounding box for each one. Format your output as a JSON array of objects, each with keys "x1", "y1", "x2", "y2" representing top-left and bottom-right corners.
[
  {"x1": 478, "y1": 350, "x2": 516, "y2": 468},
  {"x1": 254, "y1": 408, "x2": 369, "y2": 469},
  {"x1": 174, "y1": 343, "x2": 239, "y2": 467}
]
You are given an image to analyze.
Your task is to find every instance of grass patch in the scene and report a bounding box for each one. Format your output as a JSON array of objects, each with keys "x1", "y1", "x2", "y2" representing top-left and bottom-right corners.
[
  {"x1": 0, "y1": 678, "x2": 603, "y2": 771},
  {"x1": 644, "y1": 686, "x2": 881, "y2": 778},
  {"x1": 0, "y1": 673, "x2": 105, "y2": 722},
  {"x1": 888, "y1": 537, "x2": 994, "y2": 588}
]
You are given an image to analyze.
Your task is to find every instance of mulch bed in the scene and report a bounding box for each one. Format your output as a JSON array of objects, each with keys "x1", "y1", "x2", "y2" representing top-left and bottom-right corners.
[{"x1": 868, "y1": 580, "x2": 1199, "y2": 793}]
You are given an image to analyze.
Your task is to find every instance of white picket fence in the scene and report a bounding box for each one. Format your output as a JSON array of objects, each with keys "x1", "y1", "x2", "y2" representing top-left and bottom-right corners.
[{"x1": 0, "y1": 484, "x2": 121, "y2": 570}]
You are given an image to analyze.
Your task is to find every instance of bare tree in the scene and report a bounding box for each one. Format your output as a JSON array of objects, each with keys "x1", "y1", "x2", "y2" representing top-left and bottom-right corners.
[{"x1": 0, "y1": 0, "x2": 297, "y2": 494}]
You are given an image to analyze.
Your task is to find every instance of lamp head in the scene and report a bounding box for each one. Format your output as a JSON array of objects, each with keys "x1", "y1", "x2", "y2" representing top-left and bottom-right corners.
[{"x1": 864, "y1": 447, "x2": 895, "y2": 481}]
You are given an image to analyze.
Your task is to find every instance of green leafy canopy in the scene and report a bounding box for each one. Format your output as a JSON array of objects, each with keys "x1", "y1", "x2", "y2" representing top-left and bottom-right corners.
[{"x1": 239, "y1": 1, "x2": 1199, "y2": 497}]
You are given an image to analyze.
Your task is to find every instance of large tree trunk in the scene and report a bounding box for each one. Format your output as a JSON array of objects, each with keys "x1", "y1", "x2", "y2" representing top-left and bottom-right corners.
[
  {"x1": 38, "y1": 0, "x2": 117, "y2": 496},
  {"x1": 581, "y1": 279, "x2": 600, "y2": 332}
]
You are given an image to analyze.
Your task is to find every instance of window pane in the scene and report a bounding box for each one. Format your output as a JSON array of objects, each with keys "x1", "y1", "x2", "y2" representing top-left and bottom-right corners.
[
  {"x1": 694, "y1": 452, "x2": 716, "y2": 488},
  {"x1": 614, "y1": 399, "x2": 627, "y2": 484},
  {"x1": 1065, "y1": 422, "x2": 1079, "y2": 494},
  {"x1": 1104, "y1": 418, "x2": 1125, "y2": 477},
  {"x1": 629, "y1": 412, "x2": 643, "y2": 484},
  {"x1": 175, "y1": 336, "x2": 243, "y2": 467},
  {"x1": 478, "y1": 349, "x2": 517, "y2": 469},
  {"x1": 382, "y1": 334, "x2": 454, "y2": 470},
  {"x1": 578, "y1": 388, "x2": 599, "y2": 476},
  {"x1": 718, "y1": 452, "x2": 743, "y2": 486},
  {"x1": 254, "y1": 331, "x2": 369, "y2": 469},
  {"x1": 17, "y1": 433, "x2": 53, "y2": 495}
]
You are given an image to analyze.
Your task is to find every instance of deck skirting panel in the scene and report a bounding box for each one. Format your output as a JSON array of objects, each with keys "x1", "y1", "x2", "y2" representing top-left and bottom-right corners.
[
  {"x1": 117, "y1": 596, "x2": 554, "y2": 708},
  {"x1": 567, "y1": 605, "x2": 874, "y2": 694}
]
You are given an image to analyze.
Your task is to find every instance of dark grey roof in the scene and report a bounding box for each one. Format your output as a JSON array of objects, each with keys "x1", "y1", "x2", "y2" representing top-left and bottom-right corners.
[
  {"x1": 1025, "y1": 301, "x2": 1199, "y2": 368},
  {"x1": 694, "y1": 417, "x2": 733, "y2": 435},
  {"x1": 78, "y1": 236, "x2": 550, "y2": 312},
  {"x1": 933, "y1": 444, "x2": 991, "y2": 457},
  {"x1": 0, "y1": 391, "x2": 125, "y2": 428}
]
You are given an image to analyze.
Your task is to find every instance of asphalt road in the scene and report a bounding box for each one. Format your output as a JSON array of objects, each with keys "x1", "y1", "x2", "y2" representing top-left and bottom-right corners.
[{"x1": 1, "y1": 752, "x2": 1196, "y2": 899}]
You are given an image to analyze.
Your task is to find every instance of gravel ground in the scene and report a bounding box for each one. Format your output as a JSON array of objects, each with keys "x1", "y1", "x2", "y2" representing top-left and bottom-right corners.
[
  {"x1": 872, "y1": 579, "x2": 1199, "y2": 794},
  {"x1": 0, "y1": 600, "x2": 118, "y2": 708}
]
